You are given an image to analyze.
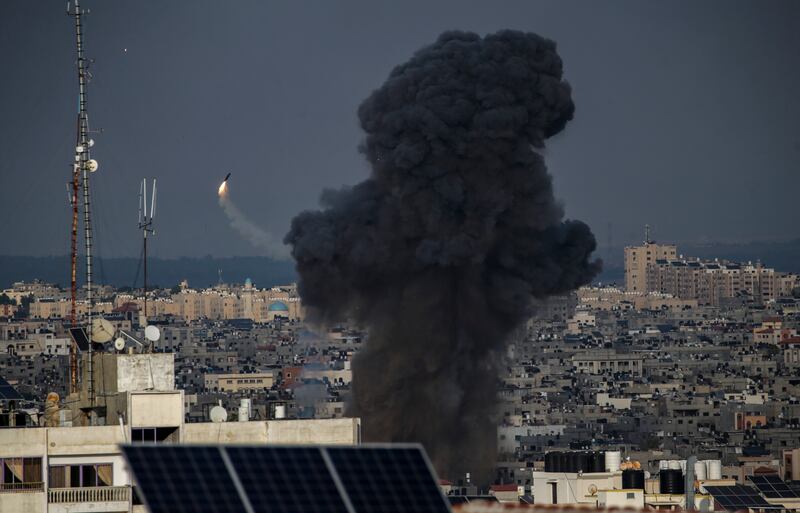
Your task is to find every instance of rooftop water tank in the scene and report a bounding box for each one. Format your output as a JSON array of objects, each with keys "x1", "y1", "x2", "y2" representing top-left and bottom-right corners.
[
  {"x1": 694, "y1": 460, "x2": 708, "y2": 481},
  {"x1": 706, "y1": 460, "x2": 722, "y2": 480},
  {"x1": 622, "y1": 469, "x2": 646, "y2": 490},
  {"x1": 605, "y1": 451, "x2": 621, "y2": 472},
  {"x1": 660, "y1": 469, "x2": 685, "y2": 494}
]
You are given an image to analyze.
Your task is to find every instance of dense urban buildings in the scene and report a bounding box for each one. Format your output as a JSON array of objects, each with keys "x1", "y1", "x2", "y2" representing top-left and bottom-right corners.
[
  {"x1": 625, "y1": 235, "x2": 799, "y2": 306},
  {"x1": 1, "y1": 240, "x2": 800, "y2": 511}
]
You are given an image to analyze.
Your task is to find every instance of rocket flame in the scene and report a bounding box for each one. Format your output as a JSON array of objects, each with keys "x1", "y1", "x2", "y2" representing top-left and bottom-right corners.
[{"x1": 218, "y1": 181, "x2": 227, "y2": 196}]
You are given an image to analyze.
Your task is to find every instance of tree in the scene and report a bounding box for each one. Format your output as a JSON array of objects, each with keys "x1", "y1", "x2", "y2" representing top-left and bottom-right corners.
[
  {"x1": 14, "y1": 294, "x2": 33, "y2": 319},
  {"x1": 0, "y1": 293, "x2": 16, "y2": 306}
]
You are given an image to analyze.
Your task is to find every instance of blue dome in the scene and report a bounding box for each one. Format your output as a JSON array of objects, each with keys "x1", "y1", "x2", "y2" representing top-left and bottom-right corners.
[
  {"x1": 245, "y1": 278, "x2": 252, "y2": 286},
  {"x1": 268, "y1": 301, "x2": 289, "y2": 312}
]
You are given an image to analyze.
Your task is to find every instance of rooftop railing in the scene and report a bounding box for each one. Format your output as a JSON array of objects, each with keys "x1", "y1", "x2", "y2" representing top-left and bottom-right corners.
[
  {"x1": 0, "y1": 481, "x2": 44, "y2": 493},
  {"x1": 48, "y1": 486, "x2": 130, "y2": 504}
]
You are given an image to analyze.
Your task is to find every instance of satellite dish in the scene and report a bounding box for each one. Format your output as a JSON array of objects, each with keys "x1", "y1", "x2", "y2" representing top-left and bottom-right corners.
[
  {"x1": 210, "y1": 406, "x2": 227, "y2": 423},
  {"x1": 87, "y1": 159, "x2": 99, "y2": 172},
  {"x1": 589, "y1": 485, "x2": 598, "y2": 496},
  {"x1": 144, "y1": 325, "x2": 161, "y2": 342},
  {"x1": 114, "y1": 337, "x2": 126, "y2": 351},
  {"x1": 91, "y1": 318, "x2": 115, "y2": 343}
]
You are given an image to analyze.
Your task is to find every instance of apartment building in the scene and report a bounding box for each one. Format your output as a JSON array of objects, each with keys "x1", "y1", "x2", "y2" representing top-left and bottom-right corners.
[
  {"x1": 0, "y1": 351, "x2": 360, "y2": 513},
  {"x1": 624, "y1": 239, "x2": 798, "y2": 305},
  {"x1": 204, "y1": 372, "x2": 275, "y2": 392},
  {"x1": 624, "y1": 241, "x2": 677, "y2": 293},
  {"x1": 573, "y1": 350, "x2": 643, "y2": 376}
]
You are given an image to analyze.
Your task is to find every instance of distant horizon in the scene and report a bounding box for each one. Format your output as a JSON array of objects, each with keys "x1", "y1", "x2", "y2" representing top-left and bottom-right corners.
[
  {"x1": 2, "y1": 233, "x2": 799, "y2": 259},
  {"x1": 3, "y1": 236, "x2": 800, "y2": 290}
]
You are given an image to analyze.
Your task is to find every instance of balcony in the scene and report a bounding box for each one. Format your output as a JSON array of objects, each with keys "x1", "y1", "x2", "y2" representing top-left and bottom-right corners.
[
  {"x1": 48, "y1": 485, "x2": 130, "y2": 504},
  {"x1": 0, "y1": 481, "x2": 44, "y2": 493}
]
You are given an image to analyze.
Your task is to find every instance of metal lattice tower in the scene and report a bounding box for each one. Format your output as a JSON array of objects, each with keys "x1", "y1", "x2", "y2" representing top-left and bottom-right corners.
[{"x1": 68, "y1": 0, "x2": 96, "y2": 406}]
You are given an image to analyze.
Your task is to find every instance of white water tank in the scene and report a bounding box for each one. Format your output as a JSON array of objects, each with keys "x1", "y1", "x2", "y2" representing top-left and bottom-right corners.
[
  {"x1": 605, "y1": 451, "x2": 622, "y2": 472},
  {"x1": 706, "y1": 460, "x2": 722, "y2": 480},
  {"x1": 669, "y1": 460, "x2": 682, "y2": 470},
  {"x1": 659, "y1": 460, "x2": 670, "y2": 470},
  {"x1": 694, "y1": 460, "x2": 708, "y2": 480},
  {"x1": 238, "y1": 398, "x2": 251, "y2": 422},
  {"x1": 679, "y1": 460, "x2": 687, "y2": 473}
]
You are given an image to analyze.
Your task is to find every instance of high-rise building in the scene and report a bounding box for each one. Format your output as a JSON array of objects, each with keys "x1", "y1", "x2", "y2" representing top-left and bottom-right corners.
[
  {"x1": 624, "y1": 227, "x2": 677, "y2": 293},
  {"x1": 624, "y1": 228, "x2": 798, "y2": 305}
]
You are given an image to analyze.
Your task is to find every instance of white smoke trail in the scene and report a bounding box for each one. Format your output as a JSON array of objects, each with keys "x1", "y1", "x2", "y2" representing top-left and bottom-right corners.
[{"x1": 218, "y1": 192, "x2": 290, "y2": 260}]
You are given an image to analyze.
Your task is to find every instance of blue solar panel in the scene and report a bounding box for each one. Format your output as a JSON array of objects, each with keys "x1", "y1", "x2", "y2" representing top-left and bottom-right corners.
[
  {"x1": 0, "y1": 376, "x2": 22, "y2": 400},
  {"x1": 225, "y1": 446, "x2": 349, "y2": 513},
  {"x1": 123, "y1": 445, "x2": 247, "y2": 513},
  {"x1": 705, "y1": 485, "x2": 781, "y2": 511},
  {"x1": 123, "y1": 444, "x2": 451, "y2": 513},
  {"x1": 748, "y1": 475, "x2": 800, "y2": 499},
  {"x1": 327, "y1": 446, "x2": 451, "y2": 513}
]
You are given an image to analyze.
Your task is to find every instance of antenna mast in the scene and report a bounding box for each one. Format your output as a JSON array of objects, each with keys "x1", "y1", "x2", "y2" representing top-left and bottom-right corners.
[
  {"x1": 138, "y1": 179, "x2": 156, "y2": 325},
  {"x1": 68, "y1": 124, "x2": 80, "y2": 393},
  {"x1": 68, "y1": 0, "x2": 97, "y2": 405}
]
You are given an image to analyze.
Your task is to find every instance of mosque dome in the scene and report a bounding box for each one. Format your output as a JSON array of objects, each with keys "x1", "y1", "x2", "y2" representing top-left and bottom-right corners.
[{"x1": 268, "y1": 301, "x2": 289, "y2": 312}]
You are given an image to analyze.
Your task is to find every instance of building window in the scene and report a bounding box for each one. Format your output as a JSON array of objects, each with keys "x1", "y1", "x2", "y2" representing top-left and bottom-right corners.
[
  {"x1": 49, "y1": 464, "x2": 112, "y2": 488},
  {"x1": 627, "y1": 493, "x2": 636, "y2": 499},
  {"x1": 0, "y1": 457, "x2": 42, "y2": 491},
  {"x1": 131, "y1": 426, "x2": 179, "y2": 443}
]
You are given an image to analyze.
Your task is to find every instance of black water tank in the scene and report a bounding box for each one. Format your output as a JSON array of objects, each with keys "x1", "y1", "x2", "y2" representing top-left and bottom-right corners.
[
  {"x1": 558, "y1": 452, "x2": 568, "y2": 472},
  {"x1": 660, "y1": 469, "x2": 685, "y2": 494},
  {"x1": 567, "y1": 452, "x2": 579, "y2": 472},
  {"x1": 622, "y1": 469, "x2": 645, "y2": 490},
  {"x1": 548, "y1": 452, "x2": 562, "y2": 472},
  {"x1": 578, "y1": 452, "x2": 588, "y2": 472},
  {"x1": 545, "y1": 452, "x2": 555, "y2": 472},
  {"x1": 591, "y1": 452, "x2": 606, "y2": 473}
]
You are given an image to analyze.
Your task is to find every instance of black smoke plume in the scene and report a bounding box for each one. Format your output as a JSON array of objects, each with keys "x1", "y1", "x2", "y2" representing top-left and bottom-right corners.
[{"x1": 285, "y1": 30, "x2": 600, "y2": 484}]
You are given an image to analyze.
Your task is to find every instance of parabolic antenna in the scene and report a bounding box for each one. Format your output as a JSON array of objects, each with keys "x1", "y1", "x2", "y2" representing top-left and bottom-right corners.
[
  {"x1": 87, "y1": 159, "x2": 99, "y2": 172},
  {"x1": 210, "y1": 406, "x2": 227, "y2": 423},
  {"x1": 114, "y1": 337, "x2": 126, "y2": 351},
  {"x1": 144, "y1": 325, "x2": 161, "y2": 342},
  {"x1": 91, "y1": 318, "x2": 115, "y2": 343}
]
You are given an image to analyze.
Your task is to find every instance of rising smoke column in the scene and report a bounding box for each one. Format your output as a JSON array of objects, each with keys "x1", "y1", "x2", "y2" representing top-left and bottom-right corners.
[
  {"x1": 285, "y1": 30, "x2": 601, "y2": 483},
  {"x1": 218, "y1": 184, "x2": 289, "y2": 260}
]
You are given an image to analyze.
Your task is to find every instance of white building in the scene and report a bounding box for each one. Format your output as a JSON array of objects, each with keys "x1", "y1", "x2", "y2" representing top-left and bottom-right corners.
[{"x1": 0, "y1": 352, "x2": 360, "y2": 513}]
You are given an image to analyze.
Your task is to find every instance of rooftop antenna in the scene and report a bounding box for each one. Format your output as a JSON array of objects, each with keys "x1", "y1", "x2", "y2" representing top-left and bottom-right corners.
[
  {"x1": 138, "y1": 178, "x2": 157, "y2": 324},
  {"x1": 68, "y1": 0, "x2": 100, "y2": 404},
  {"x1": 644, "y1": 224, "x2": 651, "y2": 244}
]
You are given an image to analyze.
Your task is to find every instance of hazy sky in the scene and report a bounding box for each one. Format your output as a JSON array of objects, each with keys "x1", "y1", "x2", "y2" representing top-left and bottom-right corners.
[{"x1": 1, "y1": 0, "x2": 798, "y2": 259}]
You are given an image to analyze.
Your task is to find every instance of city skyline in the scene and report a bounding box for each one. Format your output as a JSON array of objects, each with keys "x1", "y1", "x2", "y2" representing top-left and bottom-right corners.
[{"x1": 2, "y1": 0, "x2": 800, "y2": 259}]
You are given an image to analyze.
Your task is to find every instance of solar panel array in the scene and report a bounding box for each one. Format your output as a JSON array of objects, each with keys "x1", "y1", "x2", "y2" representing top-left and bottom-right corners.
[
  {"x1": 124, "y1": 445, "x2": 246, "y2": 513},
  {"x1": 705, "y1": 484, "x2": 781, "y2": 511},
  {"x1": 226, "y1": 446, "x2": 349, "y2": 513},
  {"x1": 122, "y1": 445, "x2": 451, "y2": 513},
  {"x1": 0, "y1": 376, "x2": 22, "y2": 400},
  {"x1": 748, "y1": 475, "x2": 800, "y2": 499}
]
